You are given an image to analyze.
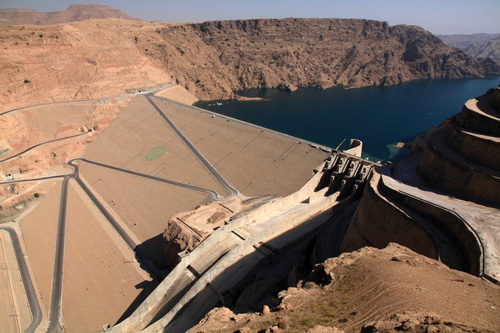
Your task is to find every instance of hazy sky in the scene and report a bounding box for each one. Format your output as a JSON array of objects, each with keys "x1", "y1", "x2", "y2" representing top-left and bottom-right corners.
[{"x1": 1, "y1": 0, "x2": 499, "y2": 35}]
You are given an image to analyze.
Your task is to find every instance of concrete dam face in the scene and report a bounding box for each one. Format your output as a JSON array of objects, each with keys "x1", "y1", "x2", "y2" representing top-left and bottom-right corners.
[{"x1": 109, "y1": 143, "x2": 380, "y2": 332}]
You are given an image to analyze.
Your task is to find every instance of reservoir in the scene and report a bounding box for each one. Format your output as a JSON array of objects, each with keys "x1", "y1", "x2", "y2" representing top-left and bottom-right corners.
[{"x1": 195, "y1": 76, "x2": 500, "y2": 162}]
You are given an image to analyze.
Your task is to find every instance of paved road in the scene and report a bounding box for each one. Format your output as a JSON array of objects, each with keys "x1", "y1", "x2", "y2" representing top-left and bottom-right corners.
[
  {"x1": 70, "y1": 158, "x2": 222, "y2": 201},
  {"x1": 0, "y1": 226, "x2": 42, "y2": 333},
  {"x1": 145, "y1": 95, "x2": 238, "y2": 198},
  {"x1": 47, "y1": 177, "x2": 69, "y2": 333},
  {"x1": 0, "y1": 132, "x2": 89, "y2": 163}
]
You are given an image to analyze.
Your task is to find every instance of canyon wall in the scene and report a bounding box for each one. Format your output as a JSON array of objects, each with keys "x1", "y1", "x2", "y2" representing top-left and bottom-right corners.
[
  {"x1": 2, "y1": 15, "x2": 497, "y2": 109},
  {"x1": 144, "y1": 18, "x2": 499, "y2": 100}
]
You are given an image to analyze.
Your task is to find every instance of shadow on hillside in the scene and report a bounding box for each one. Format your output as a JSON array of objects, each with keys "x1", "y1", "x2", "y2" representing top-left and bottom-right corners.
[{"x1": 114, "y1": 233, "x2": 171, "y2": 325}]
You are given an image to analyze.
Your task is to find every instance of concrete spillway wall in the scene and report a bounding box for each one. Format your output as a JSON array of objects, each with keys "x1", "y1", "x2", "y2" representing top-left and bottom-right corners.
[
  {"x1": 378, "y1": 176, "x2": 483, "y2": 276},
  {"x1": 145, "y1": 189, "x2": 340, "y2": 332},
  {"x1": 340, "y1": 173, "x2": 438, "y2": 259},
  {"x1": 448, "y1": 126, "x2": 500, "y2": 171},
  {"x1": 418, "y1": 134, "x2": 500, "y2": 206}
]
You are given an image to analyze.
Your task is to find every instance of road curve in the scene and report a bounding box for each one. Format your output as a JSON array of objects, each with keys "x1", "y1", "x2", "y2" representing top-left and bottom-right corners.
[
  {"x1": 0, "y1": 132, "x2": 89, "y2": 163},
  {"x1": 0, "y1": 226, "x2": 42, "y2": 333},
  {"x1": 145, "y1": 95, "x2": 238, "y2": 198},
  {"x1": 68, "y1": 160, "x2": 162, "y2": 280}
]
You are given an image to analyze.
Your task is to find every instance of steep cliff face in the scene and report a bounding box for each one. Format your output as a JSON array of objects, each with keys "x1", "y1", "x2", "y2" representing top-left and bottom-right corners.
[{"x1": 143, "y1": 18, "x2": 495, "y2": 100}]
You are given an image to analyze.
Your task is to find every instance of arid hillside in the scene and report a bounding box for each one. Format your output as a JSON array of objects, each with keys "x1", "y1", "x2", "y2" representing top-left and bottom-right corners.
[
  {"x1": 145, "y1": 18, "x2": 499, "y2": 100},
  {"x1": 463, "y1": 38, "x2": 500, "y2": 64},
  {"x1": 0, "y1": 4, "x2": 135, "y2": 25},
  {"x1": 0, "y1": 19, "x2": 173, "y2": 111},
  {"x1": 190, "y1": 244, "x2": 500, "y2": 332},
  {"x1": 438, "y1": 33, "x2": 500, "y2": 65},
  {"x1": 1, "y1": 16, "x2": 498, "y2": 110}
]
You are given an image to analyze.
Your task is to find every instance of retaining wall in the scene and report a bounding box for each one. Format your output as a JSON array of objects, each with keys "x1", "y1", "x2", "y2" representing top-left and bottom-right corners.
[
  {"x1": 456, "y1": 98, "x2": 500, "y2": 137},
  {"x1": 418, "y1": 140, "x2": 500, "y2": 206},
  {"x1": 448, "y1": 126, "x2": 500, "y2": 171},
  {"x1": 379, "y1": 176, "x2": 483, "y2": 275},
  {"x1": 340, "y1": 174, "x2": 438, "y2": 259}
]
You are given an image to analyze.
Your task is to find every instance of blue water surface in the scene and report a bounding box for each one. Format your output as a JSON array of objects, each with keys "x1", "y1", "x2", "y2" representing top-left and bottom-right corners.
[{"x1": 195, "y1": 77, "x2": 500, "y2": 161}]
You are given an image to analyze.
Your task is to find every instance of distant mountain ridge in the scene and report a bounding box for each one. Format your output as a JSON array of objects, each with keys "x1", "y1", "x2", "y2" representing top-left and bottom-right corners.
[
  {"x1": 438, "y1": 33, "x2": 500, "y2": 64},
  {"x1": 0, "y1": 14, "x2": 498, "y2": 107},
  {"x1": 437, "y1": 33, "x2": 500, "y2": 49},
  {"x1": 0, "y1": 4, "x2": 136, "y2": 25}
]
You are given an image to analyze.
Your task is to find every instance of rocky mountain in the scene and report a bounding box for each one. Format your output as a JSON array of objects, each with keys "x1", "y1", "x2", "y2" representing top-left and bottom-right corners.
[
  {"x1": 463, "y1": 38, "x2": 500, "y2": 64},
  {"x1": 437, "y1": 33, "x2": 500, "y2": 49},
  {"x1": 141, "y1": 19, "x2": 499, "y2": 100},
  {"x1": 0, "y1": 4, "x2": 136, "y2": 25},
  {"x1": 438, "y1": 33, "x2": 500, "y2": 64}
]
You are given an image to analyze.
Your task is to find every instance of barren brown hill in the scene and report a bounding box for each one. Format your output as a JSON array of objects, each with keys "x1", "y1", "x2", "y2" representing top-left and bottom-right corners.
[
  {"x1": 464, "y1": 38, "x2": 500, "y2": 64},
  {"x1": 190, "y1": 244, "x2": 500, "y2": 332},
  {"x1": 0, "y1": 19, "x2": 172, "y2": 111},
  {"x1": 0, "y1": 4, "x2": 135, "y2": 25},
  {"x1": 144, "y1": 18, "x2": 498, "y2": 100},
  {"x1": 1, "y1": 16, "x2": 497, "y2": 111}
]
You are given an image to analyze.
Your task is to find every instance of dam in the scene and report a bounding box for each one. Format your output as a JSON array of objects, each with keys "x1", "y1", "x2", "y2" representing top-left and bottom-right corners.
[
  {"x1": 1, "y1": 85, "x2": 499, "y2": 332},
  {"x1": 108, "y1": 85, "x2": 500, "y2": 331},
  {"x1": 109, "y1": 142, "x2": 380, "y2": 332}
]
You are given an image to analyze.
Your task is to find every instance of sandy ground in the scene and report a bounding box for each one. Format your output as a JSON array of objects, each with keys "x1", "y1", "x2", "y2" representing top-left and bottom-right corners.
[
  {"x1": 18, "y1": 179, "x2": 61, "y2": 312},
  {"x1": 82, "y1": 96, "x2": 228, "y2": 197},
  {"x1": 0, "y1": 232, "x2": 19, "y2": 332},
  {"x1": 1, "y1": 99, "x2": 125, "y2": 160},
  {"x1": 153, "y1": 98, "x2": 329, "y2": 197},
  {"x1": 61, "y1": 180, "x2": 153, "y2": 332},
  {"x1": 155, "y1": 85, "x2": 199, "y2": 105}
]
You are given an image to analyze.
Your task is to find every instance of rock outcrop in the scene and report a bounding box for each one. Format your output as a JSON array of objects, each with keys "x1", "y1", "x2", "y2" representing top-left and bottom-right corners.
[{"x1": 189, "y1": 244, "x2": 500, "y2": 332}]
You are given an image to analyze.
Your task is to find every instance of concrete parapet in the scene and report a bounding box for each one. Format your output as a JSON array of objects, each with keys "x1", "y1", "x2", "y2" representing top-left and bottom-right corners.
[{"x1": 340, "y1": 173, "x2": 438, "y2": 259}]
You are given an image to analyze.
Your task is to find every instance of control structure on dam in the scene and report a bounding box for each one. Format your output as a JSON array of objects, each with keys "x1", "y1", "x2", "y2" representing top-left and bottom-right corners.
[{"x1": 108, "y1": 147, "x2": 381, "y2": 332}]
